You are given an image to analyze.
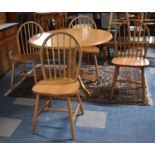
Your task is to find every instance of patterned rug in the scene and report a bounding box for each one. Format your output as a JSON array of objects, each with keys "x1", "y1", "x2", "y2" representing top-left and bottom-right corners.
[{"x1": 7, "y1": 65, "x2": 148, "y2": 105}]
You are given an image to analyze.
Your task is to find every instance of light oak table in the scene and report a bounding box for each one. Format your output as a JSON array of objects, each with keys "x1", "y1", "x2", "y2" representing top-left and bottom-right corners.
[
  {"x1": 29, "y1": 28, "x2": 112, "y2": 47},
  {"x1": 29, "y1": 28, "x2": 112, "y2": 97}
]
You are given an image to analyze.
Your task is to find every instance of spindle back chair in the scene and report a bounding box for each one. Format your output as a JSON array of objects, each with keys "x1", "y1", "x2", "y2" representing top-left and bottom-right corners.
[
  {"x1": 9, "y1": 21, "x2": 43, "y2": 89},
  {"x1": 110, "y1": 20, "x2": 150, "y2": 104},
  {"x1": 68, "y1": 15, "x2": 99, "y2": 80},
  {"x1": 32, "y1": 31, "x2": 84, "y2": 140}
]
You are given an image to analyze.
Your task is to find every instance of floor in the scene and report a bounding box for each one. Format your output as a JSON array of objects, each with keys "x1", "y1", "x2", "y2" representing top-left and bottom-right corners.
[{"x1": 0, "y1": 48, "x2": 155, "y2": 143}]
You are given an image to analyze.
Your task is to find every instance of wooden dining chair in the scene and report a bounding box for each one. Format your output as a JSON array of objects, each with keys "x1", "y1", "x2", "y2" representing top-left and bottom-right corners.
[
  {"x1": 9, "y1": 21, "x2": 44, "y2": 89},
  {"x1": 103, "y1": 13, "x2": 130, "y2": 61},
  {"x1": 34, "y1": 12, "x2": 68, "y2": 31},
  {"x1": 68, "y1": 15, "x2": 100, "y2": 80},
  {"x1": 32, "y1": 31, "x2": 84, "y2": 140},
  {"x1": 110, "y1": 20, "x2": 150, "y2": 104}
]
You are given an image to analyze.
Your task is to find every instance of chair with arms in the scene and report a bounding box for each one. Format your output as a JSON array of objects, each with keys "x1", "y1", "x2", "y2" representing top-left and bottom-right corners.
[
  {"x1": 9, "y1": 21, "x2": 44, "y2": 89},
  {"x1": 32, "y1": 31, "x2": 84, "y2": 140},
  {"x1": 110, "y1": 20, "x2": 150, "y2": 104},
  {"x1": 68, "y1": 15, "x2": 100, "y2": 80}
]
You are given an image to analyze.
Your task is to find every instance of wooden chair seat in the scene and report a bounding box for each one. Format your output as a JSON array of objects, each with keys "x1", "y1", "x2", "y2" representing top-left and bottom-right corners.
[
  {"x1": 81, "y1": 46, "x2": 99, "y2": 53},
  {"x1": 32, "y1": 79, "x2": 80, "y2": 96},
  {"x1": 112, "y1": 57, "x2": 149, "y2": 67}
]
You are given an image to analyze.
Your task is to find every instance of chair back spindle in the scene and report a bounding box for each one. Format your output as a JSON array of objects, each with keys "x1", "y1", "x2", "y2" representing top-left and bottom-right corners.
[
  {"x1": 68, "y1": 15, "x2": 97, "y2": 29},
  {"x1": 40, "y1": 32, "x2": 82, "y2": 82},
  {"x1": 114, "y1": 20, "x2": 150, "y2": 58},
  {"x1": 17, "y1": 21, "x2": 44, "y2": 55},
  {"x1": 34, "y1": 13, "x2": 68, "y2": 31}
]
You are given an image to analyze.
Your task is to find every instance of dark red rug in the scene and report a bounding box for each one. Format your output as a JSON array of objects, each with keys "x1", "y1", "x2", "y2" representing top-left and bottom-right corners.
[{"x1": 7, "y1": 65, "x2": 148, "y2": 105}]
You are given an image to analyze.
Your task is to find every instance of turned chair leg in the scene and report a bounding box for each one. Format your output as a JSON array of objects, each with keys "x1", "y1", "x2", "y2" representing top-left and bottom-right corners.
[
  {"x1": 102, "y1": 47, "x2": 108, "y2": 65},
  {"x1": 32, "y1": 94, "x2": 40, "y2": 133},
  {"x1": 32, "y1": 60, "x2": 37, "y2": 84},
  {"x1": 21, "y1": 63, "x2": 27, "y2": 75},
  {"x1": 67, "y1": 97, "x2": 75, "y2": 140},
  {"x1": 10, "y1": 60, "x2": 16, "y2": 89},
  {"x1": 110, "y1": 66, "x2": 120, "y2": 99},
  {"x1": 47, "y1": 97, "x2": 52, "y2": 108},
  {"x1": 141, "y1": 68, "x2": 147, "y2": 104},
  {"x1": 93, "y1": 54, "x2": 99, "y2": 80},
  {"x1": 76, "y1": 94, "x2": 84, "y2": 115},
  {"x1": 86, "y1": 53, "x2": 90, "y2": 64}
]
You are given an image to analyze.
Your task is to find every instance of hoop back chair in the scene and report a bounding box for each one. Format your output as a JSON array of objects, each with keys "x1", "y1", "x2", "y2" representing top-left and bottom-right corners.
[
  {"x1": 103, "y1": 13, "x2": 130, "y2": 61},
  {"x1": 110, "y1": 20, "x2": 150, "y2": 104},
  {"x1": 105, "y1": 12, "x2": 145, "y2": 61},
  {"x1": 34, "y1": 12, "x2": 68, "y2": 31},
  {"x1": 9, "y1": 21, "x2": 44, "y2": 89},
  {"x1": 108, "y1": 12, "x2": 145, "y2": 32},
  {"x1": 32, "y1": 31, "x2": 84, "y2": 140},
  {"x1": 68, "y1": 15, "x2": 100, "y2": 80}
]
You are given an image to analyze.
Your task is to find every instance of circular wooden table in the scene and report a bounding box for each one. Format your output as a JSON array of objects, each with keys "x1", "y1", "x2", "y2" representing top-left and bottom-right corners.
[
  {"x1": 29, "y1": 28, "x2": 112, "y2": 97},
  {"x1": 29, "y1": 28, "x2": 112, "y2": 48}
]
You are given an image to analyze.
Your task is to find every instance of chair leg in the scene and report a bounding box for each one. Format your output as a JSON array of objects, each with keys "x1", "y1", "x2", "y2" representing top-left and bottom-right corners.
[
  {"x1": 110, "y1": 66, "x2": 120, "y2": 99},
  {"x1": 102, "y1": 47, "x2": 108, "y2": 64},
  {"x1": 10, "y1": 60, "x2": 16, "y2": 89},
  {"x1": 93, "y1": 54, "x2": 99, "y2": 80},
  {"x1": 141, "y1": 68, "x2": 147, "y2": 104},
  {"x1": 21, "y1": 63, "x2": 27, "y2": 76},
  {"x1": 107, "y1": 47, "x2": 111, "y2": 58},
  {"x1": 47, "y1": 97, "x2": 52, "y2": 108},
  {"x1": 39, "y1": 97, "x2": 52, "y2": 114},
  {"x1": 32, "y1": 60, "x2": 37, "y2": 84},
  {"x1": 86, "y1": 53, "x2": 90, "y2": 64},
  {"x1": 76, "y1": 94, "x2": 84, "y2": 115},
  {"x1": 67, "y1": 96, "x2": 75, "y2": 140},
  {"x1": 32, "y1": 94, "x2": 40, "y2": 133}
]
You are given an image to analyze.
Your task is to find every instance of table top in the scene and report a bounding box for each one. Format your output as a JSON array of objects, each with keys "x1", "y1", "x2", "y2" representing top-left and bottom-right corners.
[{"x1": 29, "y1": 28, "x2": 112, "y2": 48}]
